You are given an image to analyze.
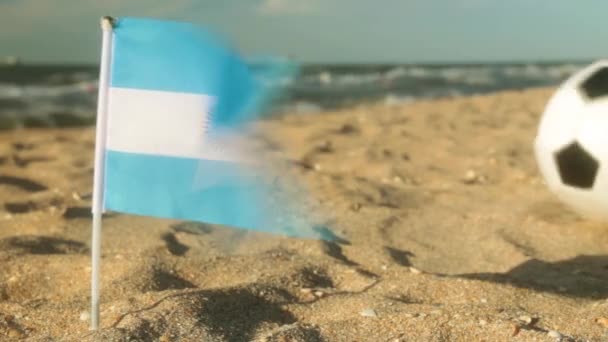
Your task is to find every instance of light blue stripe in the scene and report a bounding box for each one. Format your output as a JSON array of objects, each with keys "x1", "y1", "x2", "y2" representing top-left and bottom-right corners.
[
  {"x1": 112, "y1": 17, "x2": 231, "y2": 94},
  {"x1": 111, "y1": 17, "x2": 259, "y2": 128},
  {"x1": 104, "y1": 150, "x2": 320, "y2": 238}
]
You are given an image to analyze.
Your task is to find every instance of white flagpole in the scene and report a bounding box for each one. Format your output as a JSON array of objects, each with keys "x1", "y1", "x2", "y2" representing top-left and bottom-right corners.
[{"x1": 90, "y1": 16, "x2": 114, "y2": 331}]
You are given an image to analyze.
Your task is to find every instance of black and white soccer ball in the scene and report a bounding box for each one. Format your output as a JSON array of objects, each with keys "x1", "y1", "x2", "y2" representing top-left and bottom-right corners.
[{"x1": 535, "y1": 60, "x2": 608, "y2": 219}]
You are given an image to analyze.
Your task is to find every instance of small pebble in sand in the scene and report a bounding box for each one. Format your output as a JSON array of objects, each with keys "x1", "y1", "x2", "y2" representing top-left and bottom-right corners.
[
  {"x1": 7, "y1": 327, "x2": 24, "y2": 339},
  {"x1": 511, "y1": 324, "x2": 521, "y2": 337},
  {"x1": 480, "y1": 298, "x2": 487, "y2": 303},
  {"x1": 79, "y1": 311, "x2": 90, "y2": 321},
  {"x1": 339, "y1": 123, "x2": 359, "y2": 134},
  {"x1": 479, "y1": 319, "x2": 487, "y2": 326},
  {"x1": 547, "y1": 330, "x2": 562, "y2": 339},
  {"x1": 463, "y1": 170, "x2": 478, "y2": 184},
  {"x1": 595, "y1": 317, "x2": 608, "y2": 328},
  {"x1": 409, "y1": 267, "x2": 422, "y2": 274},
  {"x1": 518, "y1": 315, "x2": 533, "y2": 325},
  {"x1": 299, "y1": 288, "x2": 316, "y2": 301},
  {"x1": 317, "y1": 140, "x2": 333, "y2": 153},
  {"x1": 314, "y1": 291, "x2": 324, "y2": 298},
  {"x1": 360, "y1": 308, "x2": 378, "y2": 318}
]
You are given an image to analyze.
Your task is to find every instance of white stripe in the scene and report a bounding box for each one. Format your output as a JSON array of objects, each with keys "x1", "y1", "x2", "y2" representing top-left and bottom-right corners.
[
  {"x1": 107, "y1": 87, "x2": 211, "y2": 158},
  {"x1": 106, "y1": 87, "x2": 247, "y2": 162}
]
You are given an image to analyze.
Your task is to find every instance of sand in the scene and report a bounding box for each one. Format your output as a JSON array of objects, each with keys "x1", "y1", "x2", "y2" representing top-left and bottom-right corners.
[{"x1": 1, "y1": 87, "x2": 608, "y2": 341}]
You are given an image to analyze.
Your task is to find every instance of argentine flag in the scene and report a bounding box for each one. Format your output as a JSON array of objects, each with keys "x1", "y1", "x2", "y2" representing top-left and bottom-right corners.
[{"x1": 98, "y1": 17, "x2": 318, "y2": 237}]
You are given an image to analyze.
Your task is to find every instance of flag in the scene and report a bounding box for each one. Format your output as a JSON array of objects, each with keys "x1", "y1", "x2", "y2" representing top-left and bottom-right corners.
[{"x1": 100, "y1": 17, "x2": 325, "y2": 238}]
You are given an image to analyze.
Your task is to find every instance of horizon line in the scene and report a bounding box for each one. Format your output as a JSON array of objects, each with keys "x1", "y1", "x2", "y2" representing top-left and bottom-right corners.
[{"x1": 1, "y1": 58, "x2": 598, "y2": 68}]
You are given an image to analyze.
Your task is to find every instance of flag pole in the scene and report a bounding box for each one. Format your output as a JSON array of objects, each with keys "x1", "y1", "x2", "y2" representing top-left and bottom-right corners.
[{"x1": 90, "y1": 16, "x2": 114, "y2": 331}]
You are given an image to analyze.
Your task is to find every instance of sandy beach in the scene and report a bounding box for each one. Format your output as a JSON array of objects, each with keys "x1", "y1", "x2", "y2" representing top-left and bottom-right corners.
[{"x1": 1, "y1": 87, "x2": 608, "y2": 341}]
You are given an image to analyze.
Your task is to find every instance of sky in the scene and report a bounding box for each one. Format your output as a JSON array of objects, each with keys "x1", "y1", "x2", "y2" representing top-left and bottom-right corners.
[{"x1": 2, "y1": 0, "x2": 608, "y2": 64}]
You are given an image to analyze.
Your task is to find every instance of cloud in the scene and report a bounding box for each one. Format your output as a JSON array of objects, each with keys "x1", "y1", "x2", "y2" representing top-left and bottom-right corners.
[{"x1": 257, "y1": 0, "x2": 319, "y2": 15}]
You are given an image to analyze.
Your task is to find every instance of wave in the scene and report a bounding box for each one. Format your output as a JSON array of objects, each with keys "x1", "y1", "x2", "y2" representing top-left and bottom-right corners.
[{"x1": 0, "y1": 62, "x2": 588, "y2": 119}]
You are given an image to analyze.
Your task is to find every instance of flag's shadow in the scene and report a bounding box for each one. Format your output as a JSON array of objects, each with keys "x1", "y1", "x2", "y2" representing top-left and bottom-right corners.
[{"x1": 457, "y1": 255, "x2": 608, "y2": 299}]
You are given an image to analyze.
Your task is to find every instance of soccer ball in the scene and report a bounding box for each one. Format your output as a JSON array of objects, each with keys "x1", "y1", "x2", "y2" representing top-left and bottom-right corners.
[{"x1": 535, "y1": 60, "x2": 608, "y2": 220}]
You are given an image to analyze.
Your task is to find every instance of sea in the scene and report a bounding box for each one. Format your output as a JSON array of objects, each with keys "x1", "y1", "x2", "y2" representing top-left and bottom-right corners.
[{"x1": 0, "y1": 61, "x2": 588, "y2": 127}]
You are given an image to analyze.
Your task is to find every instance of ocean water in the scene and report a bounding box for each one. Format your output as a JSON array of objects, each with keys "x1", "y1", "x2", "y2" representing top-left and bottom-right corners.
[{"x1": 0, "y1": 62, "x2": 586, "y2": 127}]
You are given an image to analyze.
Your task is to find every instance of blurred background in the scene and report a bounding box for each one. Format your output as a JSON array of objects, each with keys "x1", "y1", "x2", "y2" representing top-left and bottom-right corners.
[{"x1": 1, "y1": 1, "x2": 608, "y2": 128}]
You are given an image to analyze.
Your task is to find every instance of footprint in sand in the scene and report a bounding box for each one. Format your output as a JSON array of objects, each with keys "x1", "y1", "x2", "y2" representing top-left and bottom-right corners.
[
  {"x1": 0, "y1": 176, "x2": 47, "y2": 192},
  {"x1": 170, "y1": 221, "x2": 214, "y2": 235},
  {"x1": 384, "y1": 246, "x2": 415, "y2": 267},
  {"x1": 12, "y1": 155, "x2": 53, "y2": 168},
  {"x1": 62, "y1": 206, "x2": 91, "y2": 219},
  {"x1": 4, "y1": 195, "x2": 63, "y2": 214},
  {"x1": 0, "y1": 236, "x2": 88, "y2": 255},
  {"x1": 11, "y1": 142, "x2": 35, "y2": 151},
  {"x1": 161, "y1": 232, "x2": 189, "y2": 256}
]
